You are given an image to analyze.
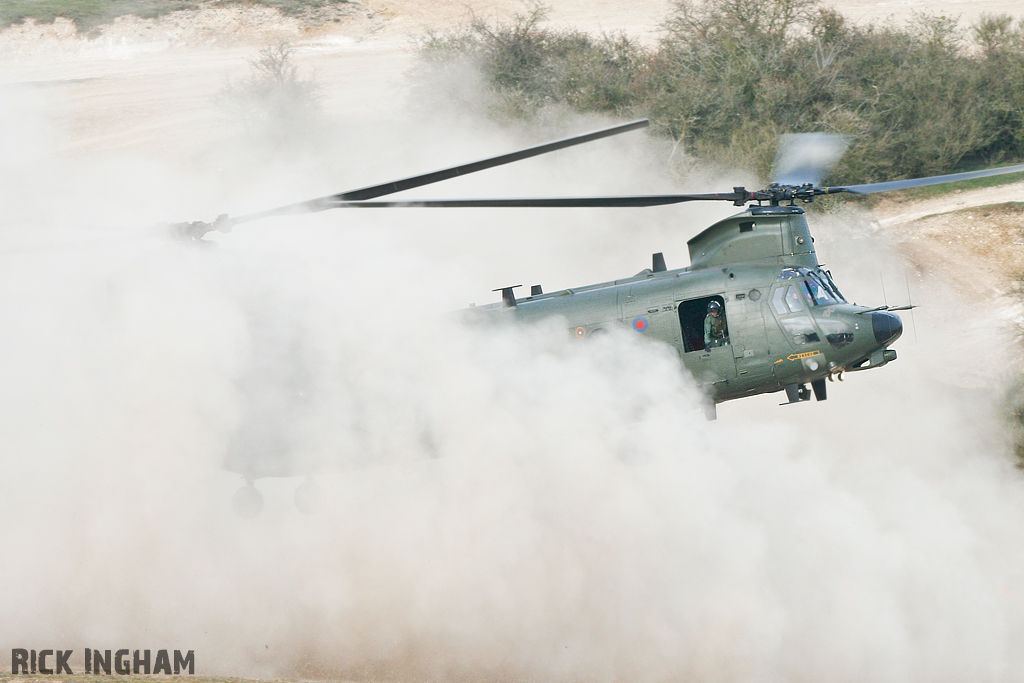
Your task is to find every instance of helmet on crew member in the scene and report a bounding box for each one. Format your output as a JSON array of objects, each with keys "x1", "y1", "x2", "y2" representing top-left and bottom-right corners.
[{"x1": 707, "y1": 300, "x2": 722, "y2": 315}]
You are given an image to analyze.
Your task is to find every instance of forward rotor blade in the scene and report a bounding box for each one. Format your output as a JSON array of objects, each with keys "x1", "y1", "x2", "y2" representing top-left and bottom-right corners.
[
  {"x1": 334, "y1": 118, "x2": 650, "y2": 201},
  {"x1": 771, "y1": 133, "x2": 850, "y2": 187},
  {"x1": 832, "y1": 163, "x2": 1024, "y2": 194},
  {"x1": 321, "y1": 193, "x2": 743, "y2": 208},
  {"x1": 225, "y1": 118, "x2": 651, "y2": 227}
]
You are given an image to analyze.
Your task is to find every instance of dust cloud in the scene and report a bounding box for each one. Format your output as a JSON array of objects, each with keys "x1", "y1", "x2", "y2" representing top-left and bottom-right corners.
[{"x1": 2, "y1": 45, "x2": 1024, "y2": 683}]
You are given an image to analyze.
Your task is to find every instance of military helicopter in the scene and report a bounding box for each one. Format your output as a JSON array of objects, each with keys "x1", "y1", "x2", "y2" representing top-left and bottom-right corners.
[{"x1": 177, "y1": 118, "x2": 1024, "y2": 513}]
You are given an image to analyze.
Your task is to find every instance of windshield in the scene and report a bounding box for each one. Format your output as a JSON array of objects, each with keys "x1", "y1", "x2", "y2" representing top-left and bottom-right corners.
[
  {"x1": 819, "y1": 270, "x2": 846, "y2": 302},
  {"x1": 803, "y1": 277, "x2": 838, "y2": 306},
  {"x1": 775, "y1": 268, "x2": 846, "y2": 305}
]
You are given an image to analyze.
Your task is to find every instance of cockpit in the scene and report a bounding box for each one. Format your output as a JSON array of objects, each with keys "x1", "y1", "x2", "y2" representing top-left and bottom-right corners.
[
  {"x1": 769, "y1": 265, "x2": 902, "y2": 371},
  {"x1": 770, "y1": 267, "x2": 850, "y2": 348}
]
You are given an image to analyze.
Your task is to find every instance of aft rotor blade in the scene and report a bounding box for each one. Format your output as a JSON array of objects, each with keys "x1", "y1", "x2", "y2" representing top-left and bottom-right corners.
[
  {"x1": 771, "y1": 133, "x2": 850, "y2": 187},
  {"x1": 832, "y1": 163, "x2": 1024, "y2": 194},
  {"x1": 226, "y1": 118, "x2": 650, "y2": 227},
  {"x1": 322, "y1": 193, "x2": 744, "y2": 208}
]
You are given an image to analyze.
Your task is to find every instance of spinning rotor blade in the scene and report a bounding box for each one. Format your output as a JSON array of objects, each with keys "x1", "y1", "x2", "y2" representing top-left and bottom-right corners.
[
  {"x1": 771, "y1": 133, "x2": 850, "y2": 187},
  {"x1": 334, "y1": 118, "x2": 650, "y2": 201},
  {"x1": 227, "y1": 119, "x2": 650, "y2": 227},
  {"x1": 831, "y1": 163, "x2": 1024, "y2": 194},
  {"x1": 323, "y1": 192, "x2": 746, "y2": 209},
  {"x1": 175, "y1": 119, "x2": 1024, "y2": 243}
]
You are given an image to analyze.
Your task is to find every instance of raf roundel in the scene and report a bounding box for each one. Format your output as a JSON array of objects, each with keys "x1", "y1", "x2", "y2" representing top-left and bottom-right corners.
[{"x1": 633, "y1": 317, "x2": 648, "y2": 331}]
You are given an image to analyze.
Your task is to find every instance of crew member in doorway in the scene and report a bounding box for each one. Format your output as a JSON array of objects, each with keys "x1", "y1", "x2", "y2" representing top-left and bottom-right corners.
[{"x1": 704, "y1": 300, "x2": 729, "y2": 349}]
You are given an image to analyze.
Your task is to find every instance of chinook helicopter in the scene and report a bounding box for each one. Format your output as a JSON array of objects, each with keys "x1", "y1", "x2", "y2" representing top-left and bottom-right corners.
[
  {"x1": 177, "y1": 118, "x2": 1024, "y2": 512},
  {"x1": 179, "y1": 117, "x2": 1024, "y2": 420}
]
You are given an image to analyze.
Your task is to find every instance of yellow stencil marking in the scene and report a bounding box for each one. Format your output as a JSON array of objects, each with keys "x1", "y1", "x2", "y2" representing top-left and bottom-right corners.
[{"x1": 775, "y1": 351, "x2": 823, "y2": 364}]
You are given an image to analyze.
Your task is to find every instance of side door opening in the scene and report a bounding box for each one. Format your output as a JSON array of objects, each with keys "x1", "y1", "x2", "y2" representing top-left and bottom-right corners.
[{"x1": 678, "y1": 295, "x2": 729, "y2": 353}]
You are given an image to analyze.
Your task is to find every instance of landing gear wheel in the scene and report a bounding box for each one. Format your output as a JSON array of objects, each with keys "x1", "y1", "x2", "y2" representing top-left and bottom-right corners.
[
  {"x1": 232, "y1": 484, "x2": 264, "y2": 519},
  {"x1": 294, "y1": 479, "x2": 321, "y2": 515}
]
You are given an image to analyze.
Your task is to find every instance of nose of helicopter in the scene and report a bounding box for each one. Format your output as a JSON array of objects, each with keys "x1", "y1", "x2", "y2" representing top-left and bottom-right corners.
[{"x1": 871, "y1": 311, "x2": 903, "y2": 346}]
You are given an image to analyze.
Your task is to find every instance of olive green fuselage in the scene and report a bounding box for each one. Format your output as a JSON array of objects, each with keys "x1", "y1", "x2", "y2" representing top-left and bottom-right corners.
[{"x1": 471, "y1": 205, "x2": 902, "y2": 405}]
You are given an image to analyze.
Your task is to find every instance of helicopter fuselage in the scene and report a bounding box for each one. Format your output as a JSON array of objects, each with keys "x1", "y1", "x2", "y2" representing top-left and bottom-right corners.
[
  {"x1": 203, "y1": 116, "x2": 1024, "y2": 511},
  {"x1": 471, "y1": 205, "x2": 902, "y2": 410}
]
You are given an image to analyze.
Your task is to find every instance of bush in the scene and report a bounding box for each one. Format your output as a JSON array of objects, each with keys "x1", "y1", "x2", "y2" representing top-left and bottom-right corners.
[
  {"x1": 415, "y1": 4, "x2": 649, "y2": 122},
  {"x1": 216, "y1": 43, "x2": 323, "y2": 146},
  {"x1": 414, "y1": 1, "x2": 1024, "y2": 184}
]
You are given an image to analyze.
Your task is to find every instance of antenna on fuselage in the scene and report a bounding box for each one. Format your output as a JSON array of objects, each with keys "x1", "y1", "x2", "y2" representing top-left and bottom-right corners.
[
  {"x1": 652, "y1": 252, "x2": 667, "y2": 273},
  {"x1": 904, "y1": 271, "x2": 918, "y2": 343},
  {"x1": 494, "y1": 285, "x2": 522, "y2": 307}
]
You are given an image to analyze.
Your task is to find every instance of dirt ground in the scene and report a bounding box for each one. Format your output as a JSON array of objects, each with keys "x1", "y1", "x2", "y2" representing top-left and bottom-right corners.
[{"x1": 833, "y1": 0, "x2": 1024, "y2": 25}]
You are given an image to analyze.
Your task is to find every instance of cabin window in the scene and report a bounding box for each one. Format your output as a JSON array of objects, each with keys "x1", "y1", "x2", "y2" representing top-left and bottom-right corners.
[{"x1": 678, "y1": 295, "x2": 729, "y2": 353}]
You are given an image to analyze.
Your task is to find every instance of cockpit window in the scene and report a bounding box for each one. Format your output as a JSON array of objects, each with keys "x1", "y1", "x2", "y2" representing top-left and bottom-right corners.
[
  {"x1": 784, "y1": 286, "x2": 805, "y2": 312},
  {"x1": 803, "y1": 278, "x2": 838, "y2": 306},
  {"x1": 773, "y1": 285, "x2": 807, "y2": 314},
  {"x1": 772, "y1": 287, "x2": 787, "y2": 314}
]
